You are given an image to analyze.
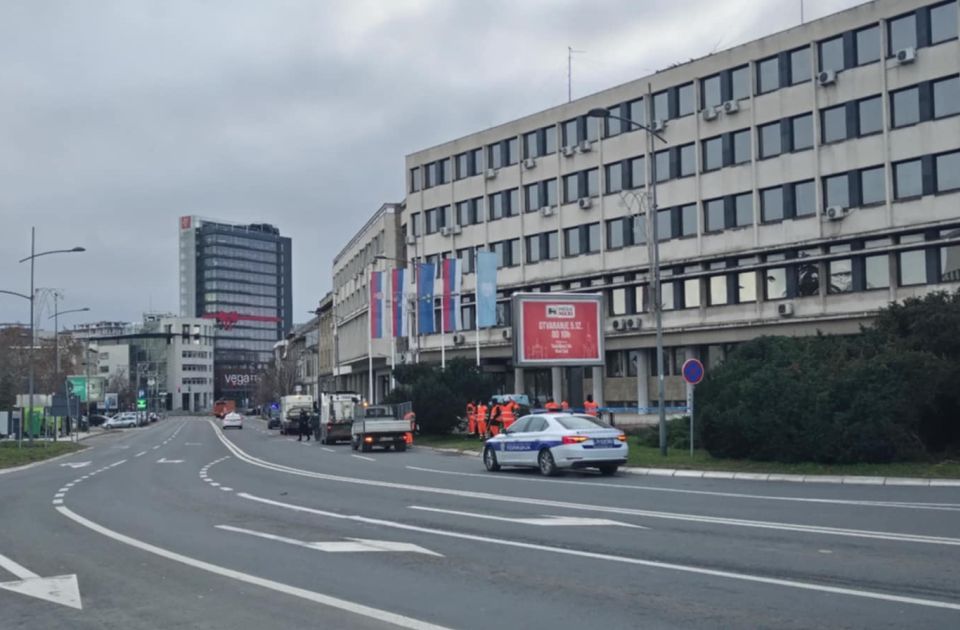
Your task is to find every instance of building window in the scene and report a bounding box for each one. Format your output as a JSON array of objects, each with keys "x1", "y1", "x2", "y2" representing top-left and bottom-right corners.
[
  {"x1": 605, "y1": 105, "x2": 623, "y2": 137},
  {"x1": 610, "y1": 288, "x2": 627, "y2": 316},
  {"x1": 828, "y1": 244, "x2": 853, "y2": 294},
  {"x1": 860, "y1": 166, "x2": 886, "y2": 206},
  {"x1": 409, "y1": 167, "x2": 420, "y2": 192},
  {"x1": 794, "y1": 180, "x2": 817, "y2": 216},
  {"x1": 765, "y1": 253, "x2": 788, "y2": 300},
  {"x1": 737, "y1": 258, "x2": 758, "y2": 303},
  {"x1": 564, "y1": 226, "x2": 582, "y2": 257},
  {"x1": 791, "y1": 113, "x2": 813, "y2": 150},
  {"x1": 543, "y1": 231, "x2": 558, "y2": 260},
  {"x1": 684, "y1": 275, "x2": 701, "y2": 309},
  {"x1": 891, "y1": 86, "x2": 920, "y2": 127},
  {"x1": 708, "y1": 264, "x2": 727, "y2": 306},
  {"x1": 656, "y1": 208, "x2": 672, "y2": 241},
  {"x1": 629, "y1": 156, "x2": 646, "y2": 188},
  {"x1": 562, "y1": 173, "x2": 580, "y2": 203},
  {"x1": 933, "y1": 76, "x2": 960, "y2": 118},
  {"x1": 732, "y1": 129, "x2": 751, "y2": 164},
  {"x1": 937, "y1": 151, "x2": 960, "y2": 192},
  {"x1": 680, "y1": 204, "x2": 697, "y2": 237},
  {"x1": 627, "y1": 98, "x2": 645, "y2": 127},
  {"x1": 757, "y1": 56, "x2": 779, "y2": 94},
  {"x1": 491, "y1": 239, "x2": 519, "y2": 268},
  {"x1": 561, "y1": 118, "x2": 578, "y2": 147},
  {"x1": 931, "y1": 1, "x2": 959, "y2": 44},
  {"x1": 731, "y1": 65, "x2": 750, "y2": 100},
  {"x1": 734, "y1": 193, "x2": 753, "y2": 227},
  {"x1": 523, "y1": 131, "x2": 539, "y2": 159},
  {"x1": 821, "y1": 104, "x2": 847, "y2": 143},
  {"x1": 457, "y1": 247, "x2": 476, "y2": 274},
  {"x1": 606, "y1": 218, "x2": 626, "y2": 250},
  {"x1": 864, "y1": 238, "x2": 891, "y2": 289},
  {"x1": 894, "y1": 159, "x2": 923, "y2": 199},
  {"x1": 941, "y1": 229, "x2": 960, "y2": 282},
  {"x1": 457, "y1": 198, "x2": 480, "y2": 226},
  {"x1": 857, "y1": 96, "x2": 883, "y2": 136},
  {"x1": 855, "y1": 25, "x2": 881, "y2": 65},
  {"x1": 654, "y1": 150, "x2": 670, "y2": 182},
  {"x1": 888, "y1": 11, "x2": 917, "y2": 55},
  {"x1": 796, "y1": 250, "x2": 821, "y2": 297},
  {"x1": 824, "y1": 173, "x2": 850, "y2": 208},
  {"x1": 899, "y1": 235, "x2": 927, "y2": 286},
  {"x1": 586, "y1": 223, "x2": 600, "y2": 254},
  {"x1": 761, "y1": 186, "x2": 784, "y2": 222},
  {"x1": 703, "y1": 136, "x2": 723, "y2": 170},
  {"x1": 701, "y1": 74, "x2": 722, "y2": 109},
  {"x1": 759, "y1": 121, "x2": 781, "y2": 158},
  {"x1": 679, "y1": 143, "x2": 695, "y2": 177},
  {"x1": 789, "y1": 46, "x2": 811, "y2": 84},
  {"x1": 653, "y1": 90, "x2": 669, "y2": 121},
  {"x1": 704, "y1": 198, "x2": 724, "y2": 232},
  {"x1": 819, "y1": 35, "x2": 845, "y2": 72},
  {"x1": 677, "y1": 83, "x2": 695, "y2": 116},
  {"x1": 606, "y1": 162, "x2": 623, "y2": 194},
  {"x1": 585, "y1": 169, "x2": 599, "y2": 197},
  {"x1": 525, "y1": 234, "x2": 542, "y2": 263},
  {"x1": 524, "y1": 183, "x2": 540, "y2": 212}
]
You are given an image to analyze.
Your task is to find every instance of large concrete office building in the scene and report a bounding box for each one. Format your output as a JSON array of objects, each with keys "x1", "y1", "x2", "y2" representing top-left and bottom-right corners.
[
  {"x1": 332, "y1": 203, "x2": 404, "y2": 401},
  {"x1": 402, "y1": 0, "x2": 960, "y2": 408},
  {"x1": 178, "y1": 216, "x2": 293, "y2": 404}
]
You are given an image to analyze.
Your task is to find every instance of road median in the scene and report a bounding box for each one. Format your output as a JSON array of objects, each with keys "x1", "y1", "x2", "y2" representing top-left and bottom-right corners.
[{"x1": 0, "y1": 441, "x2": 87, "y2": 472}]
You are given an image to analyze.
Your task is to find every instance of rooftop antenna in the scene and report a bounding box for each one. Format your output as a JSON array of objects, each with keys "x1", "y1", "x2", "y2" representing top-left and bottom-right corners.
[{"x1": 567, "y1": 46, "x2": 586, "y2": 102}]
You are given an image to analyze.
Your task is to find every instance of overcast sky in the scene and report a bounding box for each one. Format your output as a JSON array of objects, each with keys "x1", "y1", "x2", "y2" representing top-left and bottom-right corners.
[{"x1": 0, "y1": 0, "x2": 864, "y2": 330}]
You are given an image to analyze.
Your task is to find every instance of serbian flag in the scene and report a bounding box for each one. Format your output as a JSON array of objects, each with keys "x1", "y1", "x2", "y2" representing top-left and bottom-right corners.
[
  {"x1": 417, "y1": 262, "x2": 436, "y2": 335},
  {"x1": 391, "y1": 267, "x2": 410, "y2": 338},
  {"x1": 441, "y1": 258, "x2": 462, "y2": 332},
  {"x1": 369, "y1": 270, "x2": 384, "y2": 339}
]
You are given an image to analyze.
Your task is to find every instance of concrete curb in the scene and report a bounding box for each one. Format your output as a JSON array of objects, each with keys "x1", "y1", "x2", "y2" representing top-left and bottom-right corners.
[{"x1": 416, "y1": 445, "x2": 960, "y2": 486}]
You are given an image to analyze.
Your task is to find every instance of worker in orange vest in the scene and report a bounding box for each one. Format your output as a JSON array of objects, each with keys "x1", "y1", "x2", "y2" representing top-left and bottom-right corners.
[
  {"x1": 583, "y1": 395, "x2": 599, "y2": 417},
  {"x1": 544, "y1": 398, "x2": 561, "y2": 412},
  {"x1": 488, "y1": 400, "x2": 503, "y2": 436},
  {"x1": 466, "y1": 401, "x2": 477, "y2": 436},
  {"x1": 560, "y1": 400, "x2": 570, "y2": 411},
  {"x1": 475, "y1": 401, "x2": 488, "y2": 439},
  {"x1": 500, "y1": 399, "x2": 516, "y2": 431},
  {"x1": 403, "y1": 410, "x2": 416, "y2": 444}
]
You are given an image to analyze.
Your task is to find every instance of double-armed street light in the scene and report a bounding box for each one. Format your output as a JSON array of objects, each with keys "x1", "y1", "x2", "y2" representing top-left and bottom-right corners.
[{"x1": 587, "y1": 103, "x2": 671, "y2": 456}]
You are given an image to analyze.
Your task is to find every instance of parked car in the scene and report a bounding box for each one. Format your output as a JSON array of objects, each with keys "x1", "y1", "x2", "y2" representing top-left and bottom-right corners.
[
  {"x1": 88, "y1": 414, "x2": 112, "y2": 427},
  {"x1": 104, "y1": 413, "x2": 139, "y2": 429},
  {"x1": 483, "y1": 413, "x2": 628, "y2": 476}
]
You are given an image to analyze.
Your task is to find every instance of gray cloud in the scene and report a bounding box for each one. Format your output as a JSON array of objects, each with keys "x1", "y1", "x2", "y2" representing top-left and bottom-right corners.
[{"x1": 0, "y1": 0, "x2": 864, "y2": 329}]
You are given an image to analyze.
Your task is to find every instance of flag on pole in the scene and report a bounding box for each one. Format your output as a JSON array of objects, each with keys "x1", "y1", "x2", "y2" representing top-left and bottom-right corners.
[
  {"x1": 391, "y1": 267, "x2": 410, "y2": 339},
  {"x1": 417, "y1": 262, "x2": 436, "y2": 335},
  {"x1": 441, "y1": 258, "x2": 462, "y2": 332},
  {"x1": 369, "y1": 270, "x2": 384, "y2": 339},
  {"x1": 476, "y1": 251, "x2": 498, "y2": 328}
]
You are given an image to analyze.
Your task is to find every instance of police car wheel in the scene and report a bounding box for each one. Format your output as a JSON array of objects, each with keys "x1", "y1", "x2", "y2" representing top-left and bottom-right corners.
[
  {"x1": 483, "y1": 447, "x2": 500, "y2": 472},
  {"x1": 538, "y1": 449, "x2": 559, "y2": 476}
]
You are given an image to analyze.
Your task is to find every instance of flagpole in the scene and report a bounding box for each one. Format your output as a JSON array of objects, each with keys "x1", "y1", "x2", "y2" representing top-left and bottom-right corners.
[
  {"x1": 368, "y1": 270, "x2": 374, "y2": 405},
  {"x1": 440, "y1": 261, "x2": 447, "y2": 370},
  {"x1": 474, "y1": 251, "x2": 481, "y2": 367}
]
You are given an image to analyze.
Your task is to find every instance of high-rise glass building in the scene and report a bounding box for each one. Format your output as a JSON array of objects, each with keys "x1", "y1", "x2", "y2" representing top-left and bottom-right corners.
[{"x1": 179, "y1": 216, "x2": 292, "y2": 404}]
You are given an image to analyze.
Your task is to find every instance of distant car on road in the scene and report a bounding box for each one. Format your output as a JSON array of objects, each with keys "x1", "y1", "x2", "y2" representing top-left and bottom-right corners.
[
  {"x1": 221, "y1": 411, "x2": 243, "y2": 430},
  {"x1": 482, "y1": 413, "x2": 628, "y2": 476},
  {"x1": 104, "y1": 412, "x2": 139, "y2": 429}
]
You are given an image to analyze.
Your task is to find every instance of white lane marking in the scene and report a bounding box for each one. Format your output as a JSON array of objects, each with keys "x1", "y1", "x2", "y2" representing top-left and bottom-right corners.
[
  {"x1": 405, "y1": 465, "x2": 960, "y2": 512},
  {"x1": 51, "y1": 499, "x2": 63, "y2": 505},
  {"x1": 156, "y1": 458, "x2": 184, "y2": 464},
  {"x1": 220, "y1": 487, "x2": 233, "y2": 492},
  {"x1": 54, "y1": 493, "x2": 65, "y2": 499},
  {"x1": 320, "y1": 447, "x2": 335, "y2": 453},
  {"x1": 216, "y1": 525, "x2": 442, "y2": 556},
  {"x1": 211, "y1": 423, "x2": 960, "y2": 547},
  {"x1": 59, "y1": 462, "x2": 90, "y2": 469},
  {"x1": 409, "y1": 506, "x2": 646, "y2": 528},
  {"x1": 210, "y1": 482, "x2": 220, "y2": 487},
  {"x1": 238, "y1": 493, "x2": 960, "y2": 613},
  {"x1": 152, "y1": 446, "x2": 160, "y2": 450},
  {"x1": 56, "y1": 507, "x2": 448, "y2": 629},
  {"x1": 351, "y1": 455, "x2": 376, "y2": 462},
  {"x1": 135, "y1": 451, "x2": 147, "y2": 457},
  {"x1": 111, "y1": 460, "x2": 126, "y2": 467},
  {"x1": 0, "y1": 552, "x2": 82, "y2": 610}
]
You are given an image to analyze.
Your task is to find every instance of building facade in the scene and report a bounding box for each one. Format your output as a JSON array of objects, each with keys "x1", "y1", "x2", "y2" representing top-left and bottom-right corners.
[
  {"x1": 402, "y1": 0, "x2": 960, "y2": 408},
  {"x1": 332, "y1": 203, "x2": 404, "y2": 402},
  {"x1": 91, "y1": 314, "x2": 215, "y2": 412},
  {"x1": 72, "y1": 321, "x2": 128, "y2": 340},
  {"x1": 178, "y1": 216, "x2": 293, "y2": 405}
]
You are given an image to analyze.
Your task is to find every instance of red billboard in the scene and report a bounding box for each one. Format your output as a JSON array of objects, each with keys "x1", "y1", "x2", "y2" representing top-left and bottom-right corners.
[{"x1": 513, "y1": 293, "x2": 604, "y2": 366}]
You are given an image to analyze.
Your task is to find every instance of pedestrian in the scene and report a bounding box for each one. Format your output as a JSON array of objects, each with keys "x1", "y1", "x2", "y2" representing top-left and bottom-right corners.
[
  {"x1": 476, "y1": 401, "x2": 488, "y2": 439},
  {"x1": 544, "y1": 398, "x2": 561, "y2": 412},
  {"x1": 500, "y1": 399, "x2": 516, "y2": 432},
  {"x1": 297, "y1": 408, "x2": 311, "y2": 441},
  {"x1": 489, "y1": 400, "x2": 503, "y2": 436},
  {"x1": 560, "y1": 400, "x2": 570, "y2": 411},
  {"x1": 584, "y1": 395, "x2": 599, "y2": 417},
  {"x1": 466, "y1": 401, "x2": 477, "y2": 436}
]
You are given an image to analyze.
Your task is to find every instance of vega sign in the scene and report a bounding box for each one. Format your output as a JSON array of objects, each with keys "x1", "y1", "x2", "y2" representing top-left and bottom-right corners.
[{"x1": 512, "y1": 293, "x2": 604, "y2": 367}]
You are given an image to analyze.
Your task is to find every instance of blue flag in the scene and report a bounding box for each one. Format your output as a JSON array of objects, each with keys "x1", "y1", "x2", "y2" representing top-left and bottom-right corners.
[
  {"x1": 476, "y1": 251, "x2": 498, "y2": 328},
  {"x1": 417, "y1": 262, "x2": 436, "y2": 335}
]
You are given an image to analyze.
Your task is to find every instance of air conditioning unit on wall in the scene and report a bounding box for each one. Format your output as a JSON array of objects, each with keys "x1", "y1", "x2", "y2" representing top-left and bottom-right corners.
[
  {"x1": 502, "y1": 329, "x2": 512, "y2": 340},
  {"x1": 817, "y1": 70, "x2": 837, "y2": 86},
  {"x1": 577, "y1": 197, "x2": 593, "y2": 210},
  {"x1": 778, "y1": 302, "x2": 795, "y2": 317},
  {"x1": 722, "y1": 100, "x2": 740, "y2": 114},
  {"x1": 523, "y1": 157, "x2": 536, "y2": 170},
  {"x1": 701, "y1": 107, "x2": 718, "y2": 121},
  {"x1": 895, "y1": 47, "x2": 916, "y2": 64}
]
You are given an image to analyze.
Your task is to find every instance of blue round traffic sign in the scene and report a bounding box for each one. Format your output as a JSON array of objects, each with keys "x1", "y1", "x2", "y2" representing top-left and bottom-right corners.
[{"x1": 681, "y1": 358, "x2": 704, "y2": 385}]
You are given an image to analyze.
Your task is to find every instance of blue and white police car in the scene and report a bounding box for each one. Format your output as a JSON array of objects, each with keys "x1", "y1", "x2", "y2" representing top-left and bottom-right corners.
[{"x1": 483, "y1": 413, "x2": 628, "y2": 476}]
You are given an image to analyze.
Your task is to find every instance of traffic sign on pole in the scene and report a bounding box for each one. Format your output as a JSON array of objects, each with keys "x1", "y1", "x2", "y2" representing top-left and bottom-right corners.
[{"x1": 681, "y1": 358, "x2": 705, "y2": 456}]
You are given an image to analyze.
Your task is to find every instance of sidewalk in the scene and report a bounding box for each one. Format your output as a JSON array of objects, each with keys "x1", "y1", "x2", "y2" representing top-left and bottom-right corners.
[{"x1": 417, "y1": 445, "x2": 960, "y2": 487}]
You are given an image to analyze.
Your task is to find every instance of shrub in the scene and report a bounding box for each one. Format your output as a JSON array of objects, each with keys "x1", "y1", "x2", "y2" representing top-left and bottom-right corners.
[{"x1": 388, "y1": 358, "x2": 497, "y2": 434}]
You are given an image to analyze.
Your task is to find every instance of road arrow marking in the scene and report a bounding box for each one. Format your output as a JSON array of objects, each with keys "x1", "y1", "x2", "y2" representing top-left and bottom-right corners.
[
  {"x1": 215, "y1": 525, "x2": 442, "y2": 557},
  {"x1": 59, "y1": 462, "x2": 90, "y2": 469},
  {"x1": 156, "y1": 458, "x2": 184, "y2": 464},
  {"x1": 0, "y1": 553, "x2": 82, "y2": 610},
  {"x1": 408, "y1": 506, "x2": 646, "y2": 528}
]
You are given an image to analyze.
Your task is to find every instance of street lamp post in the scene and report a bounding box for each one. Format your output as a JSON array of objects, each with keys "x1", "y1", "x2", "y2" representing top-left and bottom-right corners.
[
  {"x1": 588, "y1": 98, "x2": 669, "y2": 456},
  {"x1": 4, "y1": 228, "x2": 85, "y2": 447},
  {"x1": 48, "y1": 296, "x2": 90, "y2": 441}
]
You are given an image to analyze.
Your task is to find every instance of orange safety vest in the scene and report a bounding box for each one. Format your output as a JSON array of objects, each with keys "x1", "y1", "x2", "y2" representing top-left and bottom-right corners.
[
  {"x1": 490, "y1": 405, "x2": 502, "y2": 422},
  {"x1": 501, "y1": 403, "x2": 515, "y2": 424},
  {"x1": 476, "y1": 405, "x2": 488, "y2": 422},
  {"x1": 583, "y1": 400, "x2": 599, "y2": 416}
]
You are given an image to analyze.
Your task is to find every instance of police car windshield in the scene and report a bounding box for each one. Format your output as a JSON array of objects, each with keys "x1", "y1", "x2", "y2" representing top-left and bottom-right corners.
[{"x1": 555, "y1": 415, "x2": 610, "y2": 430}]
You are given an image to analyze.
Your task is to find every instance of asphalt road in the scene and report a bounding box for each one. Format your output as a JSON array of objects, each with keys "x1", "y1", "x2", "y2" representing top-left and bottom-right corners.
[{"x1": 1, "y1": 416, "x2": 958, "y2": 629}]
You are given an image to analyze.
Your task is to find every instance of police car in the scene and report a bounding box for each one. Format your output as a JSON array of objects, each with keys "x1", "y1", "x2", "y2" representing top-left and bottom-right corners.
[{"x1": 483, "y1": 413, "x2": 628, "y2": 476}]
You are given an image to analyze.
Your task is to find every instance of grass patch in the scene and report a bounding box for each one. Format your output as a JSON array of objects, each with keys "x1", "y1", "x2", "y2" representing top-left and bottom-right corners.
[
  {"x1": 0, "y1": 441, "x2": 85, "y2": 470},
  {"x1": 415, "y1": 434, "x2": 960, "y2": 479}
]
